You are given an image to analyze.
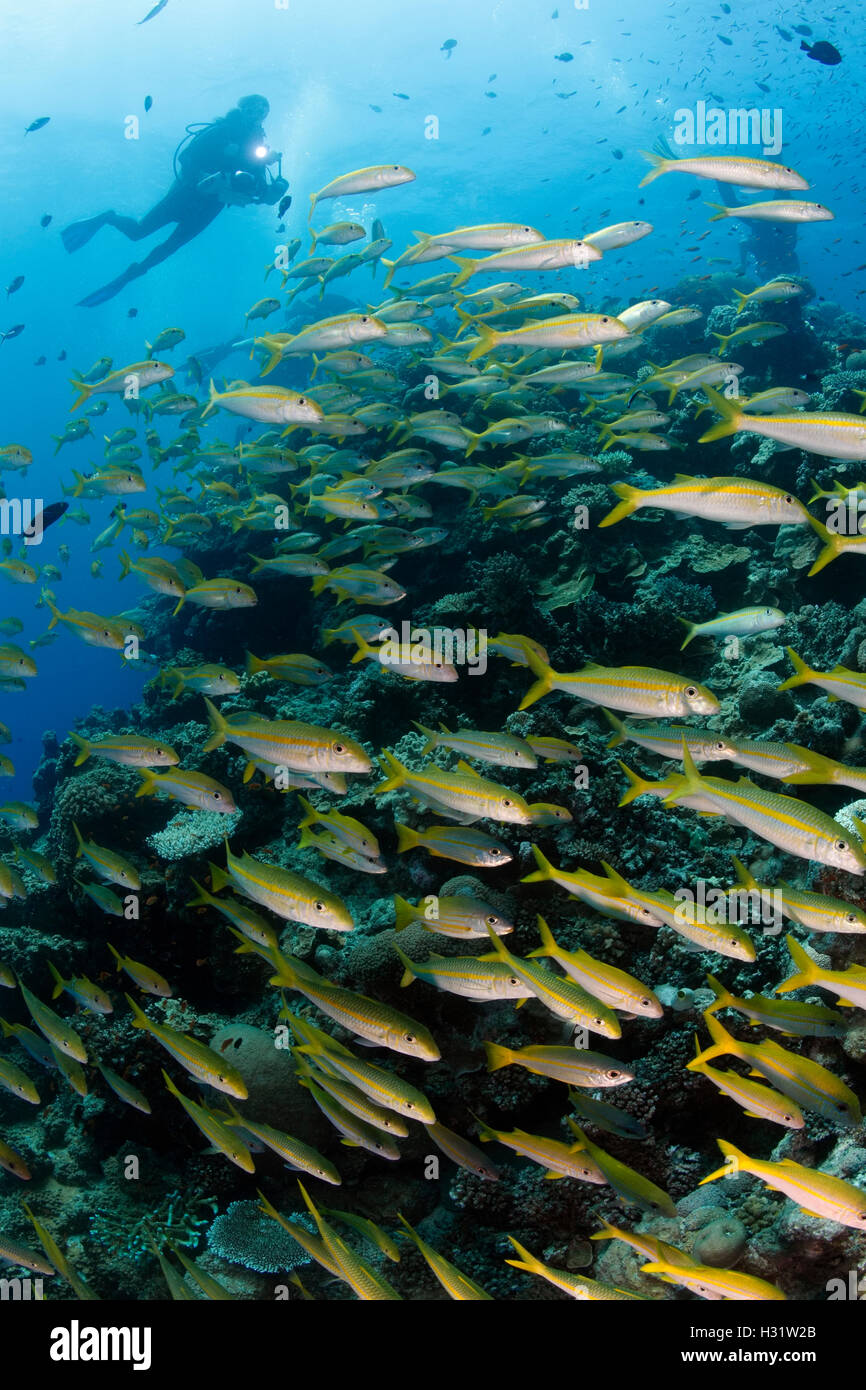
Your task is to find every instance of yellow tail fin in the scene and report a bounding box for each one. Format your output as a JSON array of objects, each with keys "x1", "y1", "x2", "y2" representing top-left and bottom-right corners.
[
  {"x1": 482, "y1": 1040, "x2": 514, "y2": 1072},
  {"x1": 775, "y1": 933, "x2": 819, "y2": 994},
  {"x1": 448, "y1": 255, "x2": 477, "y2": 289},
  {"x1": 805, "y1": 515, "x2": 844, "y2": 577},
  {"x1": 697, "y1": 385, "x2": 744, "y2": 442},
  {"x1": 598, "y1": 481, "x2": 644, "y2": 528},
  {"x1": 393, "y1": 821, "x2": 419, "y2": 853},
  {"x1": 637, "y1": 150, "x2": 670, "y2": 187},
  {"x1": 699, "y1": 1138, "x2": 750, "y2": 1186},
  {"x1": 518, "y1": 645, "x2": 557, "y2": 711},
  {"x1": 776, "y1": 646, "x2": 816, "y2": 692},
  {"x1": 201, "y1": 696, "x2": 228, "y2": 752},
  {"x1": 466, "y1": 322, "x2": 498, "y2": 363}
]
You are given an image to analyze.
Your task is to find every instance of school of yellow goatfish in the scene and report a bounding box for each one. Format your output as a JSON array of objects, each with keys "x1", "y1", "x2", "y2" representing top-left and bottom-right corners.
[{"x1": 2, "y1": 145, "x2": 866, "y2": 1302}]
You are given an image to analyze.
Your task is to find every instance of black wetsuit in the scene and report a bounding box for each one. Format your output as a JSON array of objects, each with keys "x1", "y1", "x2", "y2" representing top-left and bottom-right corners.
[{"x1": 64, "y1": 115, "x2": 284, "y2": 307}]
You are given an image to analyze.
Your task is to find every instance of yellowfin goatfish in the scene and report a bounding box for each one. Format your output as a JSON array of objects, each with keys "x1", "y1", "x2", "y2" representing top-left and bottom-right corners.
[
  {"x1": 393, "y1": 892, "x2": 512, "y2": 936},
  {"x1": 309, "y1": 165, "x2": 415, "y2": 219},
  {"x1": 107, "y1": 942, "x2": 172, "y2": 997},
  {"x1": 412, "y1": 721, "x2": 537, "y2": 768},
  {"x1": 297, "y1": 1181, "x2": 402, "y2": 1300},
  {"x1": 701, "y1": 1139, "x2": 866, "y2": 1231},
  {"x1": 678, "y1": 606, "x2": 786, "y2": 648},
  {"x1": 399, "y1": 1216, "x2": 492, "y2": 1299},
  {"x1": 162, "y1": 1071, "x2": 255, "y2": 1173},
  {"x1": 269, "y1": 951, "x2": 440, "y2": 1061},
  {"x1": 125, "y1": 995, "x2": 248, "y2": 1097},
  {"x1": 482, "y1": 922, "x2": 621, "y2": 1038},
  {"x1": 699, "y1": 386, "x2": 866, "y2": 460},
  {"x1": 474, "y1": 1114, "x2": 606, "y2": 1182},
  {"x1": 688, "y1": 1036, "x2": 805, "y2": 1129},
  {"x1": 47, "y1": 961, "x2": 112, "y2": 1014},
  {"x1": 519, "y1": 648, "x2": 719, "y2": 716},
  {"x1": 706, "y1": 199, "x2": 833, "y2": 222},
  {"x1": 203, "y1": 381, "x2": 324, "y2": 427},
  {"x1": 203, "y1": 698, "x2": 371, "y2": 772},
  {"x1": 222, "y1": 1100, "x2": 341, "y2": 1184},
  {"x1": 664, "y1": 744, "x2": 866, "y2": 874},
  {"x1": 507, "y1": 1237, "x2": 645, "y2": 1300},
  {"x1": 376, "y1": 749, "x2": 533, "y2": 823},
  {"x1": 599, "y1": 475, "x2": 809, "y2": 528},
  {"x1": 18, "y1": 979, "x2": 88, "y2": 1062},
  {"x1": 73, "y1": 822, "x2": 140, "y2": 889},
  {"x1": 527, "y1": 917, "x2": 662, "y2": 1017},
  {"x1": 705, "y1": 970, "x2": 846, "y2": 1037},
  {"x1": 567, "y1": 1121, "x2": 676, "y2": 1215},
  {"x1": 69, "y1": 731, "x2": 178, "y2": 767},
  {"x1": 777, "y1": 646, "x2": 866, "y2": 710},
  {"x1": 136, "y1": 768, "x2": 237, "y2": 813},
  {"x1": 690, "y1": 1010, "x2": 861, "y2": 1125},
  {"x1": 776, "y1": 934, "x2": 866, "y2": 1011},
  {"x1": 394, "y1": 945, "x2": 531, "y2": 1001},
  {"x1": 213, "y1": 842, "x2": 353, "y2": 932},
  {"x1": 69, "y1": 361, "x2": 174, "y2": 412},
  {"x1": 641, "y1": 1257, "x2": 786, "y2": 1301}
]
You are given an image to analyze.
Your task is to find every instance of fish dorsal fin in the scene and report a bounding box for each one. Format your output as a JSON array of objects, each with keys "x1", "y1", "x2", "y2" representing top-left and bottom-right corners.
[{"x1": 456, "y1": 759, "x2": 484, "y2": 778}]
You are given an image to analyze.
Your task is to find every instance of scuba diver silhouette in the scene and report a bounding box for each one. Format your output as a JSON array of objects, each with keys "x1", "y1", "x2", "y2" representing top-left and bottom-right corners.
[{"x1": 62, "y1": 95, "x2": 289, "y2": 308}]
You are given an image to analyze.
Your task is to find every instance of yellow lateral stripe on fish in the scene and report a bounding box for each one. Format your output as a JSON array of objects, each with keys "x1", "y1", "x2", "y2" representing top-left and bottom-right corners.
[
  {"x1": 506, "y1": 1236, "x2": 646, "y2": 1299},
  {"x1": 700, "y1": 1140, "x2": 866, "y2": 1230},
  {"x1": 398, "y1": 1215, "x2": 492, "y2": 1299}
]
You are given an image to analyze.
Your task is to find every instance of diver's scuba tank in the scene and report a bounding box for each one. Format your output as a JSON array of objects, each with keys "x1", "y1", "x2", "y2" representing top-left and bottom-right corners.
[{"x1": 172, "y1": 122, "x2": 213, "y2": 180}]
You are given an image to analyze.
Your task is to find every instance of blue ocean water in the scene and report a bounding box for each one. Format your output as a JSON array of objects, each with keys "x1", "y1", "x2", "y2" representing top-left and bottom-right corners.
[
  {"x1": 2, "y1": 0, "x2": 866, "y2": 1316},
  {"x1": 1, "y1": 0, "x2": 858, "y2": 803}
]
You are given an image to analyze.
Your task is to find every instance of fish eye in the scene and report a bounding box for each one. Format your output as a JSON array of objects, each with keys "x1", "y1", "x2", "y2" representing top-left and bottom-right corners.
[
  {"x1": 601, "y1": 316, "x2": 609, "y2": 322},
  {"x1": 213, "y1": 792, "x2": 222, "y2": 801},
  {"x1": 334, "y1": 742, "x2": 345, "y2": 753},
  {"x1": 836, "y1": 1102, "x2": 848, "y2": 1112},
  {"x1": 835, "y1": 839, "x2": 848, "y2": 851},
  {"x1": 594, "y1": 1016, "x2": 604, "y2": 1026},
  {"x1": 784, "y1": 494, "x2": 794, "y2": 504},
  {"x1": 502, "y1": 798, "x2": 512, "y2": 807},
  {"x1": 641, "y1": 997, "x2": 652, "y2": 1007},
  {"x1": 714, "y1": 741, "x2": 727, "y2": 751},
  {"x1": 509, "y1": 976, "x2": 520, "y2": 985},
  {"x1": 685, "y1": 686, "x2": 697, "y2": 697},
  {"x1": 404, "y1": 1033, "x2": 415, "y2": 1043},
  {"x1": 314, "y1": 900, "x2": 326, "y2": 912}
]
